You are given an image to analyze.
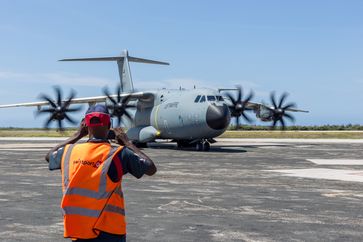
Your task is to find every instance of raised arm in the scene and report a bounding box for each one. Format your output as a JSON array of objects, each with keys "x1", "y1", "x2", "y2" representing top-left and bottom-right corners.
[
  {"x1": 112, "y1": 128, "x2": 157, "y2": 176},
  {"x1": 45, "y1": 120, "x2": 88, "y2": 162}
]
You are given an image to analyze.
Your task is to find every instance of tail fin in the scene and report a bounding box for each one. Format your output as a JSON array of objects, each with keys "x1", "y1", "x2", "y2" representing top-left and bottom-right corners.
[{"x1": 59, "y1": 50, "x2": 169, "y2": 93}]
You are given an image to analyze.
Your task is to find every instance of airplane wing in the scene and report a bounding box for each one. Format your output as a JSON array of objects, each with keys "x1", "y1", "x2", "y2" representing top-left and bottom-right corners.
[
  {"x1": 245, "y1": 102, "x2": 309, "y2": 113},
  {"x1": 0, "y1": 92, "x2": 154, "y2": 109}
]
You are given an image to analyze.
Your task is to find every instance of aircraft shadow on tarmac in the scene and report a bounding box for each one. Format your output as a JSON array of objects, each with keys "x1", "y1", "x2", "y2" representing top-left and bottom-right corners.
[
  {"x1": 146, "y1": 143, "x2": 248, "y2": 153},
  {"x1": 145, "y1": 142, "x2": 292, "y2": 153}
]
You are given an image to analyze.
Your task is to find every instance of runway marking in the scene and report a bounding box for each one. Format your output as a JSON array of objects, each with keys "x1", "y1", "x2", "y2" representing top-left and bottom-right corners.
[
  {"x1": 0, "y1": 144, "x2": 55, "y2": 148},
  {"x1": 269, "y1": 168, "x2": 363, "y2": 183},
  {"x1": 307, "y1": 159, "x2": 363, "y2": 165},
  {"x1": 0, "y1": 148, "x2": 50, "y2": 151},
  {"x1": 216, "y1": 138, "x2": 363, "y2": 144}
]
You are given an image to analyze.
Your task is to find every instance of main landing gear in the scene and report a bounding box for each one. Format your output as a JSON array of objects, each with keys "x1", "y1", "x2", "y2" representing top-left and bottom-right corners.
[{"x1": 177, "y1": 140, "x2": 211, "y2": 151}]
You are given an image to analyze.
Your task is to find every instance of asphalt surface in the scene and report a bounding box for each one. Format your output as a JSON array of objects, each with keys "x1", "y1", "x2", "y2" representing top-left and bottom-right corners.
[{"x1": 0, "y1": 138, "x2": 363, "y2": 241}]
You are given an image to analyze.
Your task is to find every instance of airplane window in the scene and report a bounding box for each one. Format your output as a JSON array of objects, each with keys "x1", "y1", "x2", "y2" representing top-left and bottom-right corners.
[
  {"x1": 207, "y1": 96, "x2": 216, "y2": 101},
  {"x1": 217, "y1": 96, "x2": 224, "y2": 101},
  {"x1": 194, "y1": 95, "x2": 201, "y2": 103},
  {"x1": 200, "y1": 95, "x2": 206, "y2": 102}
]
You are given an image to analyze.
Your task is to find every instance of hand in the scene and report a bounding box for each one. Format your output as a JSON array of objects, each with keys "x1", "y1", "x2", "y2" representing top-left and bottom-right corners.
[
  {"x1": 77, "y1": 119, "x2": 88, "y2": 137},
  {"x1": 112, "y1": 127, "x2": 131, "y2": 146}
]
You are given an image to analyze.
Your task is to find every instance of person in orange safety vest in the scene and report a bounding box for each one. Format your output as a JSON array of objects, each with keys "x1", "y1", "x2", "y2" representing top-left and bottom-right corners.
[{"x1": 45, "y1": 104, "x2": 157, "y2": 242}]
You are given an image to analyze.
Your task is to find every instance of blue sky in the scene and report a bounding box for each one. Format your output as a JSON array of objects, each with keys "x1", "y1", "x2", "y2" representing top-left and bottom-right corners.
[{"x1": 0, "y1": 0, "x2": 362, "y2": 127}]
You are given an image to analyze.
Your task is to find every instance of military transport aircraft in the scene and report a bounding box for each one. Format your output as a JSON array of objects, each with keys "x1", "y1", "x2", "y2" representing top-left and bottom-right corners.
[{"x1": 0, "y1": 50, "x2": 308, "y2": 151}]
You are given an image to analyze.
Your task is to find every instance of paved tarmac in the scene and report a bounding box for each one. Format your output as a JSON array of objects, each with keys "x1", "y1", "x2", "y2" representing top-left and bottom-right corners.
[{"x1": 0, "y1": 138, "x2": 363, "y2": 241}]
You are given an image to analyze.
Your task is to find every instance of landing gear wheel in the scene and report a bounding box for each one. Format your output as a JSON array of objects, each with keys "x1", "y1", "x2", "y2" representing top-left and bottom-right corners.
[
  {"x1": 196, "y1": 142, "x2": 204, "y2": 151},
  {"x1": 203, "y1": 142, "x2": 210, "y2": 151},
  {"x1": 177, "y1": 141, "x2": 186, "y2": 149},
  {"x1": 195, "y1": 141, "x2": 210, "y2": 151},
  {"x1": 134, "y1": 142, "x2": 148, "y2": 148}
]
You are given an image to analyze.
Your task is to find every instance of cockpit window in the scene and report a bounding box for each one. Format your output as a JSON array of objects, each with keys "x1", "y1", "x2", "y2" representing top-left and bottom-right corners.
[
  {"x1": 216, "y1": 95, "x2": 224, "y2": 101},
  {"x1": 207, "y1": 96, "x2": 216, "y2": 101},
  {"x1": 194, "y1": 95, "x2": 201, "y2": 103},
  {"x1": 200, "y1": 95, "x2": 206, "y2": 102}
]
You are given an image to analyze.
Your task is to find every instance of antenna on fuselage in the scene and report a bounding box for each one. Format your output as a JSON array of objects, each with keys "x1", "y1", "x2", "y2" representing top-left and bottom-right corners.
[{"x1": 59, "y1": 49, "x2": 170, "y2": 93}]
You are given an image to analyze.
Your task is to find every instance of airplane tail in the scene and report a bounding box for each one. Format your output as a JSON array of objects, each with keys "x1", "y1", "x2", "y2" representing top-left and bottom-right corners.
[{"x1": 59, "y1": 50, "x2": 169, "y2": 93}]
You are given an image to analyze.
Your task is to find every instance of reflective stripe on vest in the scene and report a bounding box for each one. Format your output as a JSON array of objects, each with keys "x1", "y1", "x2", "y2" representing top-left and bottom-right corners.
[
  {"x1": 61, "y1": 143, "x2": 126, "y2": 238},
  {"x1": 63, "y1": 144, "x2": 118, "y2": 199},
  {"x1": 62, "y1": 145, "x2": 121, "y2": 216},
  {"x1": 62, "y1": 204, "x2": 125, "y2": 217},
  {"x1": 62, "y1": 144, "x2": 75, "y2": 190}
]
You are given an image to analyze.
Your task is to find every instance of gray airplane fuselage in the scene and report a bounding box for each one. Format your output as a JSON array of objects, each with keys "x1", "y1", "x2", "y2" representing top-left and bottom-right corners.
[{"x1": 128, "y1": 88, "x2": 231, "y2": 141}]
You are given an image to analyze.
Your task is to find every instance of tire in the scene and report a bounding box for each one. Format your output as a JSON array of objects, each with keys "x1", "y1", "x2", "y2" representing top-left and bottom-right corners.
[
  {"x1": 196, "y1": 142, "x2": 203, "y2": 151},
  {"x1": 134, "y1": 142, "x2": 148, "y2": 148},
  {"x1": 203, "y1": 142, "x2": 210, "y2": 151}
]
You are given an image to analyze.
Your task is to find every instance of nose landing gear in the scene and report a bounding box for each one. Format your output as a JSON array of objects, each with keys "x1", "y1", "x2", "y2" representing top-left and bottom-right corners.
[{"x1": 195, "y1": 140, "x2": 210, "y2": 151}]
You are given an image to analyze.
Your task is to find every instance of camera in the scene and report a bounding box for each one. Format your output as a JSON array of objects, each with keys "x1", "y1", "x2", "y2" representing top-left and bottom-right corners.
[{"x1": 107, "y1": 130, "x2": 116, "y2": 140}]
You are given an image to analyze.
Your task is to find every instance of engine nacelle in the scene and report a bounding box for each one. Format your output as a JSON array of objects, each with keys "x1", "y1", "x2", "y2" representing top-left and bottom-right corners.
[
  {"x1": 126, "y1": 126, "x2": 159, "y2": 143},
  {"x1": 255, "y1": 106, "x2": 274, "y2": 122}
]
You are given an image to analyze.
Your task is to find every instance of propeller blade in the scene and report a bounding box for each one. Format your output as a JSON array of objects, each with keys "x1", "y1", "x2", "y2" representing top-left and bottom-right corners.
[
  {"x1": 283, "y1": 112, "x2": 295, "y2": 122},
  {"x1": 58, "y1": 119, "x2": 64, "y2": 131},
  {"x1": 245, "y1": 91, "x2": 254, "y2": 103},
  {"x1": 103, "y1": 87, "x2": 117, "y2": 105},
  {"x1": 124, "y1": 109, "x2": 133, "y2": 121},
  {"x1": 64, "y1": 113, "x2": 77, "y2": 125},
  {"x1": 241, "y1": 112, "x2": 252, "y2": 123},
  {"x1": 63, "y1": 90, "x2": 76, "y2": 108},
  {"x1": 237, "y1": 85, "x2": 242, "y2": 102},
  {"x1": 116, "y1": 85, "x2": 121, "y2": 103},
  {"x1": 117, "y1": 116, "x2": 122, "y2": 127},
  {"x1": 278, "y1": 92, "x2": 288, "y2": 109},
  {"x1": 236, "y1": 117, "x2": 240, "y2": 130},
  {"x1": 271, "y1": 119, "x2": 277, "y2": 129},
  {"x1": 39, "y1": 94, "x2": 57, "y2": 108},
  {"x1": 270, "y1": 92, "x2": 278, "y2": 109},
  {"x1": 282, "y1": 102, "x2": 297, "y2": 110},
  {"x1": 37, "y1": 107, "x2": 56, "y2": 114},
  {"x1": 54, "y1": 86, "x2": 62, "y2": 106},
  {"x1": 44, "y1": 113, "x2": 56, "y2": 129},
  {"x1": 122, "y1": 94, "x2": 132, "y2": 104},
  {"x1": 279, "y1": 118, "x2": 286, "y2": 130},
  {"x1": 225, "y1": 92, "x2": 237, "y2": 106}
]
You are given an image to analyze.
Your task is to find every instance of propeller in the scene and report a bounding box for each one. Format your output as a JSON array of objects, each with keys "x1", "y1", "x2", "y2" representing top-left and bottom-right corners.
[
  {"x1": 225, "y1": 85, "x2": 254, "y2": 129},
  {"x1": 269, "y1": 92, "x2": 296, "y2": 130},
  {"x1": 36, "y1": 86, "x2": 82, "y2": 130},
  {"x1": 103, "y1": 85, "x2": 136, "y2": 126}
]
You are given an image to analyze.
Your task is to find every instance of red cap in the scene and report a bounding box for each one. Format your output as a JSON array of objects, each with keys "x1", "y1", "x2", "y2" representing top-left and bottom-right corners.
[
  {"x1": 85, "y1": 112, "x2": 111, "y2": 127},
  {"x1": 85, "y1": 105, "x2": 111, "y2": 127}
]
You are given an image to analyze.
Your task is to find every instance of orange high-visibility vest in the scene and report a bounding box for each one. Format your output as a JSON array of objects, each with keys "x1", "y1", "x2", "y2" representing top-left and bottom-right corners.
[{"x1": 61, "y1": 142, "x2": 125, "y2": 239}]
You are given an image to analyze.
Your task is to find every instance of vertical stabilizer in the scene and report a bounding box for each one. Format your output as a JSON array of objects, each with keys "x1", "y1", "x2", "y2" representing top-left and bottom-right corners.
[
  {"x1": 59, "y1": 49, "x2": 169, "y2": 93},
  {"x1": 117, "y1": 50, "x2": 134, "y2": 93}
]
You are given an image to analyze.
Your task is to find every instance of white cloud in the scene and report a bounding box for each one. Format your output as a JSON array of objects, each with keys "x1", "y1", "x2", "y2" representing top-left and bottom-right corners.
[
  {"x1": 0, "y1": 70, "x2": 116, "y2": 87},
  {"x1": 0, "y1": 24, "x2": 17, "y2": 33},
  {"x1": 0, "y1": 70, "x2": 271, "y2": 101}
]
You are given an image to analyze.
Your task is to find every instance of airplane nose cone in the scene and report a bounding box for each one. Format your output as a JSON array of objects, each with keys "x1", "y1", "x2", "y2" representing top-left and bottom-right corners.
[{"x1": 206, "y1": 104, "x2": 230, "y2": 130}]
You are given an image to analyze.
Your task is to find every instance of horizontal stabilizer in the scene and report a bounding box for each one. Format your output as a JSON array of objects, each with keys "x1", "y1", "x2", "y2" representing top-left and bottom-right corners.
[
  {"x1": 59, "y1": 57, "x2": 120, "y2": 62},
  {"x1": 59, "y1": 50, "x2": 169, "y2": 93},
  {"x1": 59, "y1": 56, "x2": 169, "y2": 65},
  {"x1": 128, "y1": 56, "x2": 169, "y2": 65}
]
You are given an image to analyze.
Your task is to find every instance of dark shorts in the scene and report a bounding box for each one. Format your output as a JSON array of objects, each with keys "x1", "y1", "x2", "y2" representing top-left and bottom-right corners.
[{"x1": 73, "y1": 232, "x2": 126, "y2": 242}]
